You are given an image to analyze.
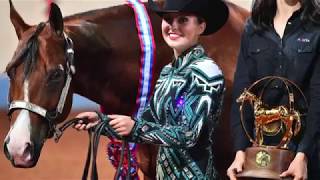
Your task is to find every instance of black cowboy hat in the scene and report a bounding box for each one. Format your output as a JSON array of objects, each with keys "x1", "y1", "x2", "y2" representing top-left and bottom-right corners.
[{"x1": 148, "y1": 0, "x2": 229, "y2": 35}]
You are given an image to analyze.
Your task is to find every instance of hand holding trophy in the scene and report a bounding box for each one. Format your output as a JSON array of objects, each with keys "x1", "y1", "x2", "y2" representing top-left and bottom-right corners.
[{"x1": 236, "y1": 76, "x2": 308, "y2": 179}]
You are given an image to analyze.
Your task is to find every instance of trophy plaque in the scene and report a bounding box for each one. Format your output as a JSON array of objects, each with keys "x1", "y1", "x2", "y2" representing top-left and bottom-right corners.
[{"x1": 236, "y1": 76, "x2": 308, "y2": 179}]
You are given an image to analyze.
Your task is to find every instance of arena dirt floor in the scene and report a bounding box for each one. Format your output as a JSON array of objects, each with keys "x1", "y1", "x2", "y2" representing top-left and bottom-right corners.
[{"x1": 0, "y1": 110, "x2": 142, "y2": 180}]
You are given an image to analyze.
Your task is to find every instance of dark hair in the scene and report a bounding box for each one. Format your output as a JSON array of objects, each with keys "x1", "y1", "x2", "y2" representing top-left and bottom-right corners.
[
  {"x1": 184, "y1": 12, "x2": 205, "y2": 24},
  {"x1": 301, "y1": 0, "x2": 320, "y2": 23},
  {"x1": 252, "y1": 0, "x2": 320, "y2": 30},
  {"x1": 196, "y1": 16, "x2": 205, "y2": 24}
]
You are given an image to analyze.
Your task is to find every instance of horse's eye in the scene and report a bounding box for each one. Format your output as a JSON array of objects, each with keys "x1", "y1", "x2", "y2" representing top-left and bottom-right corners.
[{"x1": 47, "y1": 69, "x2": 64, "y2": 83}]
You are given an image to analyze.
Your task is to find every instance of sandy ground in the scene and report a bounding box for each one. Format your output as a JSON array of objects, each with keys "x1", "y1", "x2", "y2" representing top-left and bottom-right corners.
[{"x1": 0, "y1": 110, "x2": 135, "y2": 180}]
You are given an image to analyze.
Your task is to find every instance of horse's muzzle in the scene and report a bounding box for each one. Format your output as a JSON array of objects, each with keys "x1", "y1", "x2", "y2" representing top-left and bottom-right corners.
[
  {"x1": 3, "y1": 137, "x2": 37, "y2": 168},
  {"x1": 3, "y1": 136, "x2": 12, "y2": 161}
]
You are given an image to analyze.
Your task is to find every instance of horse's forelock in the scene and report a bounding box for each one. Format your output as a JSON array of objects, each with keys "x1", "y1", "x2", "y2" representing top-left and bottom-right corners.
[
  {"x1": 23, "y1": 35, "x2": 39, "y2": 79},
  {"x1": 6, "y1": 23, "x2": 46, "y2": 80}
]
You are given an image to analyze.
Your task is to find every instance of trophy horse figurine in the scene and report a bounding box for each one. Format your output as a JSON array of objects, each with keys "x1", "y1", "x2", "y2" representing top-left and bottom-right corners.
[{"x1": 236, "y1": 76, "x2": 308, "y2": 179}]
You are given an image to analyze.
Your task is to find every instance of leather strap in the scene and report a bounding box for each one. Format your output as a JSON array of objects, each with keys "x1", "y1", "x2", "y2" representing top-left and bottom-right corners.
[{"x1": 81, "y1": 112, "x2": 131, "y2": 180}]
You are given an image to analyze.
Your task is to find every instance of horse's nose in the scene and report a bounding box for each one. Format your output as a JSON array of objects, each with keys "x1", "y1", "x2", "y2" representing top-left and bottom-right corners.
[
  {"x1": 4, "y1": 137, "x2": 34, "y2": 167},
  {"x1": 3, "y1": 137, "x2": 13, "y2": 161},
  {"x1": 13, "y1": 142, "x2": 34, "y2": 167}
]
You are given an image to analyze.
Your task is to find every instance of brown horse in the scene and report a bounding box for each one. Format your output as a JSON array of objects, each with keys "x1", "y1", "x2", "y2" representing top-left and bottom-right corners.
[{"x1": 3, "y1": 0, "x2": 249, "y2": 179}]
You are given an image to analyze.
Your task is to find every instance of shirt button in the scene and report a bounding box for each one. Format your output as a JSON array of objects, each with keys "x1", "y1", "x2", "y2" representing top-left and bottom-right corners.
[{"x1": 278, "y1": 51, "x2": 282, "y2": 55}]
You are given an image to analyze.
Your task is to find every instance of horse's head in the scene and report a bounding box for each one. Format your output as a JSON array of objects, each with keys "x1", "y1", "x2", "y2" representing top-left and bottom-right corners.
[
  {"x1": 236, "y1": 89, "x2": 258, "y2": 104},
  {"x1": 4, "y1": 1, "x2": 74, "y2": 168}
]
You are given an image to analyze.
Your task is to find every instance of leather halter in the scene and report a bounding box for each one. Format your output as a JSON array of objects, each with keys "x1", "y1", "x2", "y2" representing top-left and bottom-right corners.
[{"x1": 7, "y1": 22, "x2": 75, "y2": 139}]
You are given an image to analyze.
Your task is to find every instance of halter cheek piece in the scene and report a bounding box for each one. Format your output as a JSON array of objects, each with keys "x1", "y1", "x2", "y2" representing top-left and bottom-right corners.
[{"x1": 7, "y1": 22, "x2": 75, "y2": 139}]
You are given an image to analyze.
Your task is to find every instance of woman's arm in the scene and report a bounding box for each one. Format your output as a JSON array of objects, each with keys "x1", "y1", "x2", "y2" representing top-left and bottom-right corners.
[
  {"x1": 117, "y1": 62, "x2": 225, "y2": 148},
  {"x1": 230, "y1": 21, "x2": 253, "y2": 152}
]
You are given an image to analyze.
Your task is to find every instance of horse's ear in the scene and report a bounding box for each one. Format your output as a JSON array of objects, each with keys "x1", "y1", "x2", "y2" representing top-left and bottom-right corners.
[
  {"x1": 9, "y1": 0, "x2": 30, "y2": 39},
  {"x1": 49, "y1": 3, "x2": 64, "y2": 37}
]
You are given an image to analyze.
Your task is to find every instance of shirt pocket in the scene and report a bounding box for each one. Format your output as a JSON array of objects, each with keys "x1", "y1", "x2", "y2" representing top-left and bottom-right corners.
[
  {"x1": 248, "y1": 44, "x2": 272, "y2": 62},
  {"x1": 249, "y1": 45, "x2": 269, "y2": 55},
  {"x1": 290, "y1": 43, "x2": 315, "y2": 64},
  {"x1": 248, "y1": 44, "x2": 274, "y2": 75},
  {"x1": 289, "y1": 43, "x2": 316, "y2": 74},
  {"x1": 290, "y1": 43, "x2": 314, "y2": 56}
]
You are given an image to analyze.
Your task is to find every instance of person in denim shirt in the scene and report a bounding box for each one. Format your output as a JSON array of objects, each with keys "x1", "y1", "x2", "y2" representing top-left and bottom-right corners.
[
  {"x1": 74, "y1": 0, "x2": 229, "y2": 179},
  {"x1": 227, "y1": 0, "x2": 320, "y2": 179}
]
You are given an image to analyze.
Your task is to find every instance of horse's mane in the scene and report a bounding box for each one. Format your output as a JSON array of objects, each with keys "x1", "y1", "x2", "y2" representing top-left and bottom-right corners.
[
  {"x1": 63, "y1": 3, "x2": 131, "y2": 23},
  {"x1": 62, "y1": 4, "x2": 135, "y2": 55},
  {"x1": 6, "y1": 3, "x2": 132, "y2": 77}
]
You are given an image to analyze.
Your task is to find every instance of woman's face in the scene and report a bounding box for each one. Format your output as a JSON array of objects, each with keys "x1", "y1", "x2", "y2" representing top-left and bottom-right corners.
[{"x1": 161, "y1": 13, "x2": 206, "y2": 54}]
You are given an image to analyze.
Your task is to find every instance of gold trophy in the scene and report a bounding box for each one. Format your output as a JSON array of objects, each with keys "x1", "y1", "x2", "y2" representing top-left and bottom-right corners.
[{"x1": 236, "y1": 76, "x2": 307, "y2": 179}]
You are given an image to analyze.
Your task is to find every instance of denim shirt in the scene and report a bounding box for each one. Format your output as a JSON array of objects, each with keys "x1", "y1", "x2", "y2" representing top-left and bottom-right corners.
[{"x1": 230, "y1": 10, "x2": 320, "y2": 157}]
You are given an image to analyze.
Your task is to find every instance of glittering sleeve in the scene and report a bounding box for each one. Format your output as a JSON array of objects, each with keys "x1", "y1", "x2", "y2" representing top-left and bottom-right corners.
[{"x1": 128, "y1": 60, "x2": 225, "y2": 148}]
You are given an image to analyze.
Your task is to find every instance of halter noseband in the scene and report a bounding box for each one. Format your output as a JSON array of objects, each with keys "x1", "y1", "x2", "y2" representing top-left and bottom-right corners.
[{"x1": 8, "y1": 22, "x2": 75, "y2": 139}]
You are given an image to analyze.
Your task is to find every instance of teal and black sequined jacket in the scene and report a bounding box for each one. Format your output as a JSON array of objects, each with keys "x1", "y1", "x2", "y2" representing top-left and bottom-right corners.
[{"x1": 107, "y1": 45, "x2": 225, "y2": 179}]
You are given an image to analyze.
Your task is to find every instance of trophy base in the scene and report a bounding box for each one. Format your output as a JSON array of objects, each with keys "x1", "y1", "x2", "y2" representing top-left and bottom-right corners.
[{"x1": 236, "y1": 147, "x2": 295, "y2": 180}]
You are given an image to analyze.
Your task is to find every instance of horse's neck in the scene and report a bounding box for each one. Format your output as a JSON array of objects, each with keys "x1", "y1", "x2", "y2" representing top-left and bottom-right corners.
[
  {"x1": 63, "y1": 5, "x2": 166, "y2": 114},
  {"x1": 250, "y1": 95, "x2": 262, "y2": 110},
  {"x1": 63, "y1": 6, "x2": 133, "y2": 113}
]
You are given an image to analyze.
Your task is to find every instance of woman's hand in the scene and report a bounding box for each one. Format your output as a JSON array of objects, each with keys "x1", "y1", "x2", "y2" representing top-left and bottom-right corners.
[
  {"x1": 73, "y1": 111, "x2": 101, "y2": 130},
  {"x1": 280, "y1": 152, "x2": 308, "y2": 180},
  {"x1": 108, "y1": 115, "x2": 135, "y2": 136},
  {"x1": 227, "y1": 150, "x2": 246, "y2": 180}
]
